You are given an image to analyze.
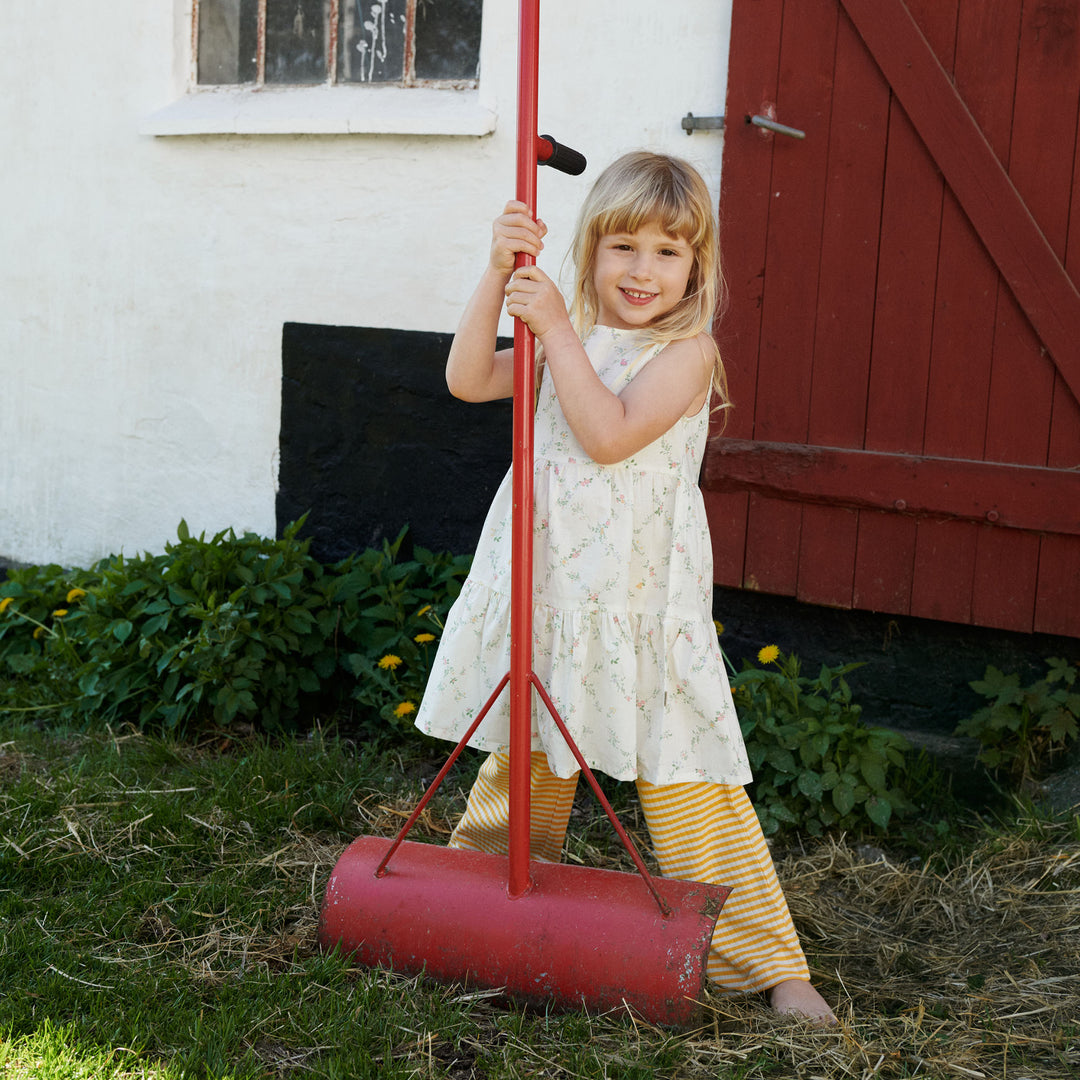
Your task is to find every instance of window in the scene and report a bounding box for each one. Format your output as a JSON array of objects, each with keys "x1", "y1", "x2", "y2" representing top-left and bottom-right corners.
[
  {"x1": 142, "y1": 0, "x2": 494, "y2": 136},
  {"x1": 195, "y1": 0, "x2": 482, "y2": 88}
]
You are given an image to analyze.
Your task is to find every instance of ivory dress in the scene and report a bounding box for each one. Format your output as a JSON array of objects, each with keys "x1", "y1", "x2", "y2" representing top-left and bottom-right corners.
[{"x1": 415, "y1": 325, "x2": 752, "y2": 786}]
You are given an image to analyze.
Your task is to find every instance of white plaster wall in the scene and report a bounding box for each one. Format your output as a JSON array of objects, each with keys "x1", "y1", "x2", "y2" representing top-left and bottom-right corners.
[{"x1": 0, "y1": 1, "x2": 732, "y2": 568}]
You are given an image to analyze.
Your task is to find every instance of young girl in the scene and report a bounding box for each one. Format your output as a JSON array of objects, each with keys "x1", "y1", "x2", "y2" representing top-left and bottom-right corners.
[{"x1": 415, "y1": 151, "x2": 835, "y2": 1024}]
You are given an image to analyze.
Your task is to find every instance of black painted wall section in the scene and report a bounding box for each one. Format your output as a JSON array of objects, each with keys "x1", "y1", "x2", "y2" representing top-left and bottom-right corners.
[
  {"x1": 277, "y1": 323, "x2": 512, "y2": 562},
  {"x1": 277, "y1": 321, "x2": 1078, "y2": 742},
  {"x1": 711, "y1": 585, "x2": 1076, "y2": 737}
]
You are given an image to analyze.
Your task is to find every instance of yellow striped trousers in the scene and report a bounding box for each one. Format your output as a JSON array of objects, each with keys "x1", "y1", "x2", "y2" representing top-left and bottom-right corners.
[{"x1": 449, "y1": 751, "x2": 810, "y2": 995}]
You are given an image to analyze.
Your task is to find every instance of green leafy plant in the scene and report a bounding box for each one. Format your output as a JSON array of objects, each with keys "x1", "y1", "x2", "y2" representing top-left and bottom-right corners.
[
  {"x1": 955, "y1": 657, "x2": 1080, "y2": 788},
  {"x1": 0, "y1": 519, "x2": 332, "y2": 732},
  {"x1": 318, "y1": 528, "x2": 467, "y2": 735},
  {"x1": 731, "y1": 646, "x2": 912, "y2": 836},
  {"x1": 0, "y1": 520, "x2": 470, "y2": 738}
]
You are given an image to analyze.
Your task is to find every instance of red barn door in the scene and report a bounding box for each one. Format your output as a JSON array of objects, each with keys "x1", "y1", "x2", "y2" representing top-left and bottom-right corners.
[{"x1": 706, "y1": 0, "x2": 1080, "y2": 637}]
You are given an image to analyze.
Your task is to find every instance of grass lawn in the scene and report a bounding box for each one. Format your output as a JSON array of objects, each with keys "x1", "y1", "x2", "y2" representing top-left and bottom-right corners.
[{"x1": 0, "y1": 722, "x2": 1077, "y2": 1078}]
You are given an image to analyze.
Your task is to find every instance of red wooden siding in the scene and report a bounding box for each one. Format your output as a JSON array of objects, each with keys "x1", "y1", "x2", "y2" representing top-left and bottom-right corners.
[{"x1": 707, "y1": 0, "x2": 1080, "y2": 637}]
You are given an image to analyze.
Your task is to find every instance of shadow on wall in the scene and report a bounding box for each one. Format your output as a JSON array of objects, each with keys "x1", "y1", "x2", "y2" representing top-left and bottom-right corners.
[{"x1": 713, "y1": 585, "x2": 1077, "y2": 736}]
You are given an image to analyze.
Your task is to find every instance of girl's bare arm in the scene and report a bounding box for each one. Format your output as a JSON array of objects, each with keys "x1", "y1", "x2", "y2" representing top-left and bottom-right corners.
[
  {"x1": 445, "y1": 203, "x2": 546, "y2": 402},
  {"x1": 504, "y1": 266, "x2": 712, "y2": 464},
  {"x1": 543, "y1": 329, "x2": 712, "y2": 463}
]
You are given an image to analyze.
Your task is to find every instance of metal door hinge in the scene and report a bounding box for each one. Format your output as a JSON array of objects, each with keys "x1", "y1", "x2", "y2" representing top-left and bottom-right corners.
[
  {"x1": 682, "y1": 112, "x2": 806, "y2": 139},
  {"x1": 681, "y1": 112, "x2": 724, "y2": 134}
]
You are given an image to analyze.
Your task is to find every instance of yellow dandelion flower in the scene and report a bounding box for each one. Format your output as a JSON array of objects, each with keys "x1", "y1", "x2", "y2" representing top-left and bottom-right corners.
[
  {"x1": 52, "y1": 609, "x2": 69, "y2": 619},
  {"x1": 713, "y1": 620, "x2": 724, "y2": 637},
  {"x1": 378, "y1": 654, "x2": 403, "y2": 671},
  {"x1": 66, "y1": 588, "x2": 86, "y2": 603},
  {"x1": 416, "y1": 605, "x2": 432, "y2": 617},
  {"x1": 757, "y1": 644, "x2": 781, "y2": 665},
  {"x1": 414, "y1": 632, "x2": 436, "y2": 644},
  {"x1": 33, "y1": 626, "x2": 45, "y2": 640},
  {"x1": 394, "y1": 701, "x2": 417, "y2": 718},
  {"x1": 0, "y1": 597, "x2": 13, "y2": 615}
]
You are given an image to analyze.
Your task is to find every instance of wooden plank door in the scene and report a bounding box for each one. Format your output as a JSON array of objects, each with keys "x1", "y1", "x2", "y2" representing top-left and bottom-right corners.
[{"x1": 705, "y1": 0, "x2": 1080, "y2": 638}]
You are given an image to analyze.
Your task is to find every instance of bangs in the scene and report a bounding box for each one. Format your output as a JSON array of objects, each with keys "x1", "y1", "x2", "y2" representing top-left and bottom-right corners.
[{"x1": 593, "y1": 191, "x2": 705, "y2": 247}]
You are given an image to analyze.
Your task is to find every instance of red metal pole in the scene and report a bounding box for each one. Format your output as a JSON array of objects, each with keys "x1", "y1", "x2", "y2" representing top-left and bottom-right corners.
[{"x1": 508, "y1": 0, "x2": 540, "y2": 901}]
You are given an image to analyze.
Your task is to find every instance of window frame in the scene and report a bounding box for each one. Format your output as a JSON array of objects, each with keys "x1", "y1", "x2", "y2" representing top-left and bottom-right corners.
[
  {"x1": 141, "y1": 0, "x2": 494, "y2": 137},
  {"x1": 193, "y1": 0, "x2": 481, "y2": 91}
]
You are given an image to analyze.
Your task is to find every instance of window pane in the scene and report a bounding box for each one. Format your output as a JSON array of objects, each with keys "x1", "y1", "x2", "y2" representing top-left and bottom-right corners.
[
  {"x1": 197, "y1": 0, "x2": 259, "y2": 85},
  {"x1": 414, "y1": 0, "x2": 481, "y2": 81},
  {"x1": 337, "y1": 0, "x2": 407, "y2": 84},
  {"x1": 265, "y1": 0, "x2": 331, "y2": 84}
]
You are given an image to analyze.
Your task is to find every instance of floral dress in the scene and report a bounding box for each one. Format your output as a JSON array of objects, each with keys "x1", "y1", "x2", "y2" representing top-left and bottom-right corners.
[{"x1": 415, "y1": 325, "x2": 752, "y2": 786}]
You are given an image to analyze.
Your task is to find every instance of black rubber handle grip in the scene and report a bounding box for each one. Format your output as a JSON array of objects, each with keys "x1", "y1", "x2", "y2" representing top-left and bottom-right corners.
[{"x1": 538, "y1": 135, "x2": 587, "y2": 176}]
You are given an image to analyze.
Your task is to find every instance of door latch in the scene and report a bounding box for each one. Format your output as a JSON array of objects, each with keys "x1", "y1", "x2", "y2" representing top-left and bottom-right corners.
[{"x1": 749, "y1": 114, "x2": 806, "y2": 139}]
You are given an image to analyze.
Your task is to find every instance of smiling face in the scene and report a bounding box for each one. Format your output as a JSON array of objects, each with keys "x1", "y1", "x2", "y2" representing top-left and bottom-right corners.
[{"x1": 591, "y1": 220, "x2": 695, "y2": 330}]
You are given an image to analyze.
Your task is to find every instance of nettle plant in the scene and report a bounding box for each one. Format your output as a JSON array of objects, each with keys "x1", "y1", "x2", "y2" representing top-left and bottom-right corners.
[
  {"x1": 730, "y1": 646, "x2": 912, "y2": 836},
  {"x1": 0, "y1": 520, "x2": 469, "y2": 738},
  {"x1": 955, "y1": 657, "x2": 1080, "y2": 788},
  {"x1": 318, "y1": 531, "x2": 466, "y2": 733}
]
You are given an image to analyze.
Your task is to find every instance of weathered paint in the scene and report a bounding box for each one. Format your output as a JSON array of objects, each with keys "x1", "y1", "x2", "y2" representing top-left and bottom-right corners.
[
  {"x1": 715, "y1": 0, "x2": 1080, "y2": 637},
  {"x1": 317, "y1": 836, "x2": 730, "y2": 1029}
]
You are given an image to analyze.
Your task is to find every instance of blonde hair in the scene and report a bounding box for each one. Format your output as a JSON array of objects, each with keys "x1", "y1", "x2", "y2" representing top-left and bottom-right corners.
[{"x1": 567, "y1": 151, "x2": 730, "y2": 409}]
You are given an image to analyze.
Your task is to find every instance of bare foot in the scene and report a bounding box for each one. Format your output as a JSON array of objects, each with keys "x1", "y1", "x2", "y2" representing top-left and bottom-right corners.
[{"x1": 768, "y1": 979, "x2": 837, "y2": 1025}]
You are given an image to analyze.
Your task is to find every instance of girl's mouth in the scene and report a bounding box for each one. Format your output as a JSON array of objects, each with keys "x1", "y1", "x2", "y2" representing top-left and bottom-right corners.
[{"x1": 619, "y1": 287, "x2": 657, "y2": 306}]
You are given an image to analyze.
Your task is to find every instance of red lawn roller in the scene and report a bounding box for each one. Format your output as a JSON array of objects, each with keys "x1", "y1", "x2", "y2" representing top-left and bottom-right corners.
[{"x1": 317, "y1": 0, "x2": 730, "y2": 1029}]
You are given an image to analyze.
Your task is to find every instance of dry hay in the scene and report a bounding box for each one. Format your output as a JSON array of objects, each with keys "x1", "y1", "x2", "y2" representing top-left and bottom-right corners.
[
  {"x1": 18, "y1": 746, "x2": 1076, "y2": 1079},
  {"x1": 91, "y1": 785, "x2": 455, "y2": 984},
  {"x1": 307, "y1": 792, "x2": 1079, "y2": 1078},
  {"x1": 243, "y1": 789, "x2": 1078, "y2": 1078},
  {"x1": 689, "y1": 824, "x2": 1080, "y2": 1078}
]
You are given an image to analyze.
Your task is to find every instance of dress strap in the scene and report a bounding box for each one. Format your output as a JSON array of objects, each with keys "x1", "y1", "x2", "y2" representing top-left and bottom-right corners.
[{"x1": 624, "y1": 339, "x2": 668, "y2": 380}]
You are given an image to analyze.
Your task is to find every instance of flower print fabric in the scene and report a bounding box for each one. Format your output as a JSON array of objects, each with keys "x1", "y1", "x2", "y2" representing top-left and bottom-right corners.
[{"x1": 415, "y1": 325, "x2": 752, "y2": 786}]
